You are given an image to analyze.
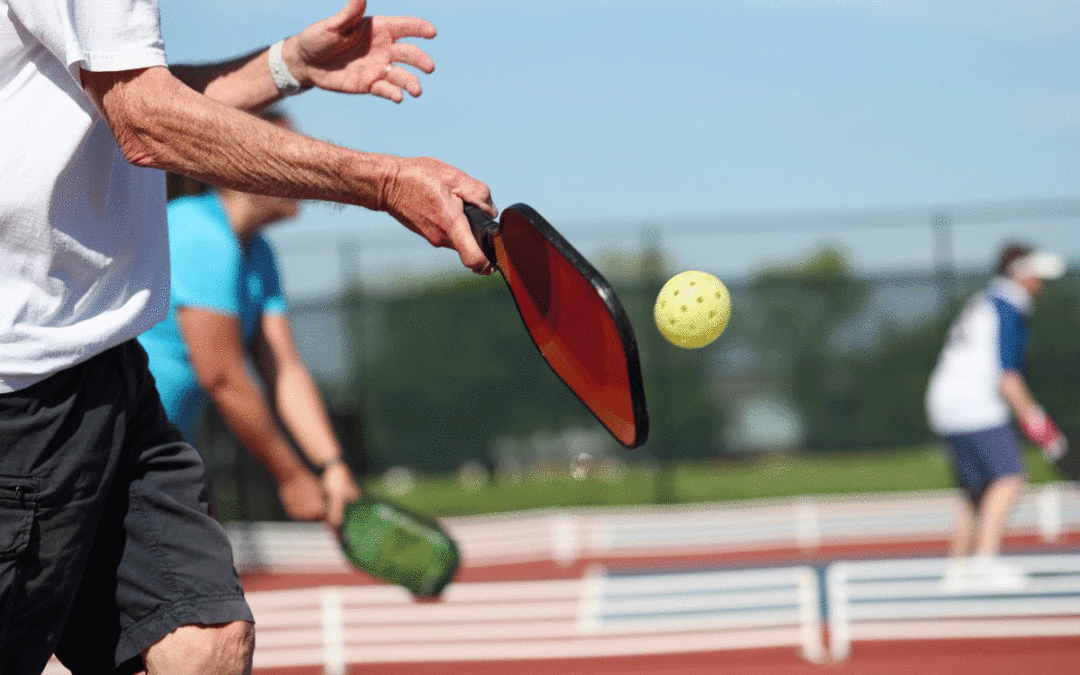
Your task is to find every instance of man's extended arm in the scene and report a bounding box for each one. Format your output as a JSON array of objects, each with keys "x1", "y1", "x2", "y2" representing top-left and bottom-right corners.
[
  {"x1": 170, "y1": 0, "x2": 436, "y2": 110},
  {"x1": 81, "y1": 65, "x2": 493, "y2": 272},
  {"x1": 79, "y1": 0, "x2": 495, "y2": 272}
]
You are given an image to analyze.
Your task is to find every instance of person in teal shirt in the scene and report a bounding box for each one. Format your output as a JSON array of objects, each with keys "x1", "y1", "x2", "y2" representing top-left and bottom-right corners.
[
  {"x1": 141, "y1": 192, "x2": 287, "y2": 439},
  {"x1": 141, "y1": 111, "x2": 360, "y2": 526}
]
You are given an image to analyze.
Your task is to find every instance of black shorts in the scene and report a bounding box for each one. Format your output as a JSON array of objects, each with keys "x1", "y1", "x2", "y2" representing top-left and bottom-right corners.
[{"x1": 0, "y1": 341, "x2": 253, "y2": 675}]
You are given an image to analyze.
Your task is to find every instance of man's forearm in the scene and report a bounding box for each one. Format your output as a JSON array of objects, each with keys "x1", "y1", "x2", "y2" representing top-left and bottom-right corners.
[
  {"x1": 83, "y1": 62, "x2": 495, "y2": 272},
  {"x1": 170, "y1": 46, "x2": 284, "y2": 111},
  {"x1": 85, "y1": 66, "x2": 395, "y2": 209}
]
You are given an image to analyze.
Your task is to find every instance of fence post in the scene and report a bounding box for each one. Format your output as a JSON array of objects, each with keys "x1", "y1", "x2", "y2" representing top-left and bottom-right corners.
[
  {"x1": 321, "y1": 588, "x2": 346, "y2": 675},
  {"x1": 576, "y1": 564, "x2": 606, "y2": 634},
  {"x1": 552, "y1": 509, "x2": 580, "y2": 567},
  {"x1": 825, "y1": 564, "x2": 851, "y2": 662},
  {"x1": 797, "y1": 566, "x2": 826, "y2": 663},
  {"x1": 796, "y1": 497, "x2": 821, "y2": 551},
  {"x1": 1038, "y1": 483, "x2": 1064, "y2": 543}
]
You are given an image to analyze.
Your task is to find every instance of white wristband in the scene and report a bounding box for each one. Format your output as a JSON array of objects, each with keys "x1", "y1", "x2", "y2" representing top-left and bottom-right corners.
[{"x1": 268, "y1": 39, "x2": 309, "y2": 96}]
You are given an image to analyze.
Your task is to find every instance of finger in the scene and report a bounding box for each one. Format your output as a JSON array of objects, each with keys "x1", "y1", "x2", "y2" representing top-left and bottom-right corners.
[
  {"x1": 381, "y1": 16, "x2": 437, "y2": 41},
  {"x1": 326, "y1": 495, "x2": 346, "y2": 529},
  {"x1": 458, "y1": 241, "x2": 490, "y2": 273},
  {"x1": 457, "y1": 184, "x2": 497, "y2": 218},
  {"x1": 369, "y1": 80, "x2": 404, "y2": 103},
  {"x1": 446, "y1": 210, "x2": 490, "y2": 273},
  {"x1": 387, "y1": 42, "x2": 436, "y2": 74},
  {"x1": 383, "y1": 65, "x2": 423, "y2": 97},
  {"x1": 328, "y1": 0, "x2": 368, "y2": 32},
  {"x1": 293, "y1": 500, "x2": 327, "y2": 522}
]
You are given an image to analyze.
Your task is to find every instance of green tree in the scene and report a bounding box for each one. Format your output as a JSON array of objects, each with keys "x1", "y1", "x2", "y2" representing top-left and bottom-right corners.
[{"x1": 738, "y1": 246, "x2": 871, "y2": 449}]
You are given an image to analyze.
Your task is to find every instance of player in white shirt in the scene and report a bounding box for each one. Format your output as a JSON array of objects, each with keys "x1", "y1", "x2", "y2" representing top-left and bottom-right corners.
[
  {"x1": 0, "y1": 1, "x2": 495, "y2": 673},
  {"x1": 926, "y1": 244, "x2": 1066, "y2": 575}
]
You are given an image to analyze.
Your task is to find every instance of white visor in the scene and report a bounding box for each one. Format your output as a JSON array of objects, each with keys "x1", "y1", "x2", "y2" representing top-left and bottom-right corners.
[{"x1": 1008, "y1": 250, "x2": 1066, "y2": 280}]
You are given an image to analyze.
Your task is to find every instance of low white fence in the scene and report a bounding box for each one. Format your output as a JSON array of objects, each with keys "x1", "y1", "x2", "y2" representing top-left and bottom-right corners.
[
  {"x1": 227, "y1": 484, "x2": 1080, "y2": 573},
  {"x1": 583, "y1": 565, "x2": 824, "y2": 663},
  {"x1": 246, "y1": 564, "x2": 824, "y2": 673},
  {"x1": 826, "y1": 554, "x2": 1080, "y2": 661}
]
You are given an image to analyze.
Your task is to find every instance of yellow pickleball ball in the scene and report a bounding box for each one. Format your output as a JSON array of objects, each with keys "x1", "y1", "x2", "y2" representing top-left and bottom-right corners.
[{"x1": 654, "y1": 271, "x2": 731, "y2": 348}]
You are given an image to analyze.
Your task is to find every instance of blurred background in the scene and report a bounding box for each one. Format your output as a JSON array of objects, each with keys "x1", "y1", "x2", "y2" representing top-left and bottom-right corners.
[
  {"x1": 196, "y1": 210, "x2": 1080, "y2": 521},
  {"x1": 159, "y1": 0, "x2": 1080, "y2": 520}
]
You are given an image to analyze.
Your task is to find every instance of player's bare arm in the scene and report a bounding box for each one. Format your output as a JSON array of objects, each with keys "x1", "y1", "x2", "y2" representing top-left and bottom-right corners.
[
  {"x1": 255, "y1": 313, "x2": 360, "y2": 527},
  {"x1": 81, "y1": 65, "x2": 495, "y2": 272},
  {"x1": 999, "y1": 369, "x2": 1040, "y2": 422},
  {"x1": 178, "y1": 306, "x2": 327, "y2": 522},
  {"x1": 170, "y1": 0, "x2": 435, "y2": 109}
]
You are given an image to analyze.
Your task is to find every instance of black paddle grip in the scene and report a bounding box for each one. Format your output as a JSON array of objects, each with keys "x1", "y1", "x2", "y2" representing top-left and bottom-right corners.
[{"x1": 463, "y1": 203, "x2": 499, "y2": 265}]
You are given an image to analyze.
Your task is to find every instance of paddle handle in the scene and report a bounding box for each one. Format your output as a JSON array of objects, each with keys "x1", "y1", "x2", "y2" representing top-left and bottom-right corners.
[{"x1": 463, "y1": 203, "x2": 500, "y2": 265}]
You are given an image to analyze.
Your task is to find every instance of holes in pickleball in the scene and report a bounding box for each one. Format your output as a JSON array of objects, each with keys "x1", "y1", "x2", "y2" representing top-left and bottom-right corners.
[{"x1": 696, "y1": 297, "x2": 703, "y2": 303}]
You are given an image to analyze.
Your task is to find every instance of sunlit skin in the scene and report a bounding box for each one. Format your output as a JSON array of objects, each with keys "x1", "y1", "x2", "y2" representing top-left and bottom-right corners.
[{"x1": 218, "y1": 118, "x2": 304, "y2": 242}]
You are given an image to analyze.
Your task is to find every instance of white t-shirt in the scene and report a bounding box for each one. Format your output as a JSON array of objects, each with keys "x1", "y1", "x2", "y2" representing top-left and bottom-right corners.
[
  {"x1": 0, "y1": 0, "x2": 170, "y2": 392},
  {"x1": 924, "y1": 277, "x2": 1032, "y2": 435}
]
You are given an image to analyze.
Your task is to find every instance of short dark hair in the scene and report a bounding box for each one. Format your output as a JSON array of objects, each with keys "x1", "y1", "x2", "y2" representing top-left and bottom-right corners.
[
  {"x1": 166, "y1": 107, "x2": 290, "y2": 201},
  {"x1": 165, "y1": 172, "x2": 211, "y2": 201},
  {"x1": 997, "y1": 243, "x2": 1032, "y2": 276}
]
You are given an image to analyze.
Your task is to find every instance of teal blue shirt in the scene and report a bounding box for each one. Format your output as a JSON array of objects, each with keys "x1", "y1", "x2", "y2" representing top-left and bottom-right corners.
[{"x1": 140, "y1": 193, "x2": 287, "y2": 441}]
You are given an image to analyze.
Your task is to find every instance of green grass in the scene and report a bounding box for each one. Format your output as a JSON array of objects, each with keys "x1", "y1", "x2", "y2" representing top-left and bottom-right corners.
[{"x1": 388, "y1": 445, "x2": 1065, "y2": 517}]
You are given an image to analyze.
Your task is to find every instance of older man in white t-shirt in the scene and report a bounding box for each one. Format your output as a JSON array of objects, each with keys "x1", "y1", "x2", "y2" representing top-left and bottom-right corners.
[
  {"x1": 0, "y1": 1, "x2": 496, "y2": 673},
  {"x1": 925, "y1": 244, "x2": 1066, "y2": 584}
]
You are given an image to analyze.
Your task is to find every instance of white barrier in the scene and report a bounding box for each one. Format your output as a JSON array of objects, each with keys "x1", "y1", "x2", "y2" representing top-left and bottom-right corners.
[
  {"x1": 825, "y1": 554, "x2": 1080, "y2": 661},
  {"x1": 227, "y1": 484, "x2": 1080, "y2": 573},
  {"x1": 248, "y1": 564, "x2": 823, "y2": 672},
  {"x1": 581, "y1": 565, "x2": 825, "y2": 663}
]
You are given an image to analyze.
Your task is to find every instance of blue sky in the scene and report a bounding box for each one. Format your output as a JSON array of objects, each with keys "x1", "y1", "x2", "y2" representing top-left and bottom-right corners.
[{"x1": 161, "y1": 1, "x2": 1080, "y2": 298}]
